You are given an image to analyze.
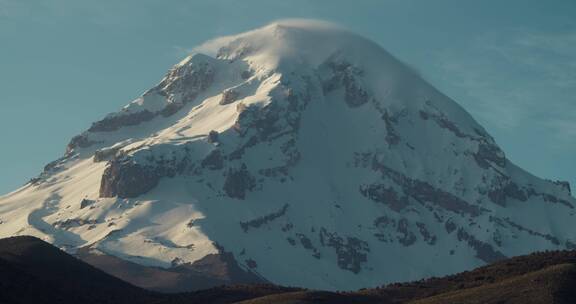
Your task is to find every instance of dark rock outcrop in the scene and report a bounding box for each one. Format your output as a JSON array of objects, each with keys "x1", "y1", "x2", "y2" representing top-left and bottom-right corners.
[
  {"x1": 416, "y1": 222, "x2": 437, "y2": 245},
  {"x1": 89, "y1": 110, "x2": 155, "y2": 133},
  {"x1": 321, "y1": 58, "x2": 369, "y2": 108},
  {"x1": 502, "y1": 218, "x2": 560, "y2": 246},
  {"x1": 159, "y1": 101, "x2": 184, "y2": 117},
  {"x1": 220, "y1": 89, "x2": 240, "y2": 105},
  {"x1": 419, "y1": 107, "x2": 506, "y2": 170},
  {"x1": 43, "y1": 157, "x2": 68, "y2": 173},
  {"x1": 67, "y1": 134, "x2": 96, "y2": 153},
  {"x1": 371, "y1": 161, "x2": 482, "y2": 217},
  {"x1": 80, "y1": 199, "x2": 95, "y2": 209},
  {"x1": 319, "y1": 228, "x2": 370, "y2": 274},
  {"x1": 487, "y1": 180, "x2": 574, "y2": 208},
  {"x1": 201, "y1": 150, "x2": 224, "y2": 170},
  {"x1": 207, "y1": 130, "x2": 220, "y2": 144},
  {"x1": 77, "y1": 245, "x2": 266, "y2": 293},
  {"x1": 223, "y1": 164, "x2": 256, "y2": 200},
  {"x1": 295, "y1": 233, "x2": 321, "y2": 259},
  {"x1": 53, "y1": 218, "x2": 99, "y2": 230},
  {"x1": 93, "y1": 146, "x2": 123, "y2": 162},
  {"x1": 456, "y1": 228, "x2": 506, "y2": 263},
  {"x1": 396, "y1": 218, "x2": 417, "y2": 246},
  {"x1": 554, "y1": 180, "x2": 572, "y2": 195},
  {"x1": 360, "y1": 184, "x2": 409, "y2": 211},
  {"x1": 99, "y1": 160, "x2": 159, "y2": 198},
  {"x1": 234, "y1": 103, "x2": 282, "y2": 139},
  {"x1": 240, "y1": 204, "x2": 289, "y2": 232},
  {"x1": 85, "y1": 56, "x2": 216, "y2": 135},
  {"x1": 474, "y1": 141, "x2": 506, "y2": 169},
  {"x1": 487, "y1": 181, "x2": 528, "y2": 206},
  {"x1": 158, "y1": 55, "x2": 215, "y2": 103}
]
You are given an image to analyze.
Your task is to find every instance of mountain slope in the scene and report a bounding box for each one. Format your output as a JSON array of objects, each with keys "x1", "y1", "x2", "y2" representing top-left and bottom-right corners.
[
  {"x1": 360, "y1": 250, "x2": 576, "y2": 303},
  {"x1": 409, "y1": 264, "x2": 576, "y2": 304},
  {"x1": 76, "y1": 244, "x2": 266, "y2": 292},
  {"x1": 0, "y1": 19, "x2": 574, "y2": 291}
]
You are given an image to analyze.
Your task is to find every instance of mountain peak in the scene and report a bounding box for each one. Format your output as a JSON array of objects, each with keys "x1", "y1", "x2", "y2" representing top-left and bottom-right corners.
[
  {"x1": 195, "y1": 19, "x2": 404, "y2": 75},
  {"x1": 0, "y1": 20, "x2": 574, "y2": 291}
]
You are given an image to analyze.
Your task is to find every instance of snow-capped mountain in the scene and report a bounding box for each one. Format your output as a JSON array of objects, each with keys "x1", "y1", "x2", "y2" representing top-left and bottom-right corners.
[{"x1": 0, "y1": 19, "x2": 574, "y2": 291}]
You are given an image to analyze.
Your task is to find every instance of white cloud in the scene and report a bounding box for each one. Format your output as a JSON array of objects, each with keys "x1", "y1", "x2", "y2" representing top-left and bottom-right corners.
[
  {"x1": 191, "y1": 35, "x2": 238, "y2": 56},
  {"x1": 180, "y1": 18, "x2": 345, "y2": 57}
]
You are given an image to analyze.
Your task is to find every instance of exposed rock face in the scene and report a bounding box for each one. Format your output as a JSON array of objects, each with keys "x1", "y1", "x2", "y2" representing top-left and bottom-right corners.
[
  {"x1": 396, "y1": 218, "x2": 417, "y2": 246},
  {"x1": 554, "y1": 180, "x2": 572, "y2": 195},
  {"x1": 474, "y1": 142, "x2": 506, "y2": 169},
  {"x1": 321, "y1": 57, "x2": 369, "y2": 108},
  {"x1": 416, "y1": 222, "x2": 437, "y2": 245},
  {"x1": 220, "y1": 89, "x2": 240, "y2": 105},
  {"x1": 67, "y1": 134, "x2": 96, "y2": 153},
  {"x1": 89, "y1": 110, "x2": 155, "y2": 133},
  {"x1": 240, "y1": 204, "x2": 289, "y2": 232},
  {"x1": 419, "y1": 108, "x2": 506, "y2": 170},
  {"x1": 223, "y1": 164, "x2": 255, "y2": 200},
  {"x1": 53, "y1": 218, "x2": 99, "y2": 230},
  {"x1": 234, "y1": 103, "x2": 283, "y2": 139},
  {"x1": 207, "y1": 130, "x2": 220, "y2": 144},
  {"x1": 201, "y1": 149, "x2": 224, "y2": 170},
  {"x1": 80, "y1": 199, "x2": 95, "y2": 209},
  {"x1": 360, "y1": 184, "x2": 409, "y2": 212},
  {"x1": 319, "y1": 228, "x2": 370, "y2": 274},
  {"x1": 485, "y1": 179, "x2": 574, "y2": 208},
  {"x1": 186, "y1": 251, "x2": 265, "y2": 284},
  {"x1": 157, "y1": 54, "x2": 216, "y2": 104},
  {"x1": 100, "y1": 160, "x2": 159, "y2": 198},
  {"x1": 487, "y1": 180, "x2": 527, "y2": 206},
  {"x1": 456, "y1": 228, "x2": 506, "y2": 263},
  {"x1": 76, "y1": 244, "x2": 266, "y2": 293},
  {"x1": 369, "y1": 161, "x2": 482, "y2": 217},
  {"x1": 80, "y1": 55, "x2": 217, "y2": 137},
  {"x1": 93, "y1": 145, "x2": 123, "y2": 162}
]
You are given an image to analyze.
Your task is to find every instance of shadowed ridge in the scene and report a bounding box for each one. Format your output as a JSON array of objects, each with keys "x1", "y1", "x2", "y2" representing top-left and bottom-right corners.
[
  {"x1": 233, "y1": 291, "x2": 386, "y2": 304},
  {"x1": 3, "y1": 236, "x2": 576, "y2": 303},
  {"x1": 408, "y1": 264, "x2": 576, "y2": 304},
  {"x1": 0, "y1": 236, "x2": 300, "y2": 303},
  {"x1": 164, "y1": 284, "x2": 303, "y2": 304},
  {"x1": 359, "y1": 250, "x2": 576, "y2": 303},
  {"x1": 76, "y1": 247, "x2": 267, "y2": 293},
  {"x1": 0, "y1": 235, "x2": 158, "y2": 304}
]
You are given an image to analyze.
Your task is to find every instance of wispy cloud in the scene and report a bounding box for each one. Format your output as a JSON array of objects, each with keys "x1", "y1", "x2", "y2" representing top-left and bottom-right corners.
[
  {"x1": 434, "y1": 27, "x2": 576, "y2": 151},
  {"x1": 191, "y1": 34, "x2": 238, "y2": 56},
  {"x1": 0, "y1": 0, "x2": 29, "y2": 18}
]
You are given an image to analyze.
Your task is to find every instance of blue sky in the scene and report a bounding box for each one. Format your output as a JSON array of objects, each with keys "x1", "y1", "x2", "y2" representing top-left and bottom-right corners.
[{"x1": 0, "y1": 0, "x2": 574, "y2": 195}]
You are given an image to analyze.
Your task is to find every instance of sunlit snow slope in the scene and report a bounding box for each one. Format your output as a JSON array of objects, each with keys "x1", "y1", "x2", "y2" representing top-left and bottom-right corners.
[{"x1": 0, "y1": 20, "x2": 574, "y2": 291}]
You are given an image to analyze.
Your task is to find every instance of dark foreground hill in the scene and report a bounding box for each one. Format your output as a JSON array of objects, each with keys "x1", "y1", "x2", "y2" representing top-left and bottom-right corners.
[
  {"x1": 0, "y1": 235, "x2": 156, "y2": 304},
  {"x1": 2, "y1": 236, "x2": 576, "y2": 304},
  {"x1": 0, "y1": 236, "x2": 296, "y2": 304}
]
